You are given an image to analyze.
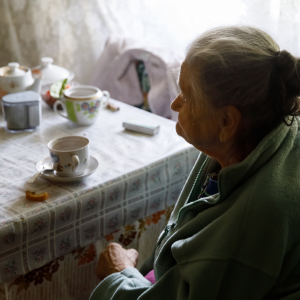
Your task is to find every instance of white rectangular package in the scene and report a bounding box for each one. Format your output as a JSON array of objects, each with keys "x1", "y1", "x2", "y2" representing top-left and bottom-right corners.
[{"x1": 122, "y1": 121, "x2": 160, "y2": 135}]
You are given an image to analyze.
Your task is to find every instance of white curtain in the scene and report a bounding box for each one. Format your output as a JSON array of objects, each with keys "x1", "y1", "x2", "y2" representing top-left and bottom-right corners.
[{"x1": 0, "y1": 0, "x2": 299, "y2": 84}]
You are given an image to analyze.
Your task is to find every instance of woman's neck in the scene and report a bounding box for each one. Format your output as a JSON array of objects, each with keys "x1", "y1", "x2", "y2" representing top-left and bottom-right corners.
[{"x1": 196, "y1": 140, "x2": 257, "y2": 169}]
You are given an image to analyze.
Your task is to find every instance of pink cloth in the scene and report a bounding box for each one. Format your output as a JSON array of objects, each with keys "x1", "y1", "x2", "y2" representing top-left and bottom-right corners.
[
  {"x1": 144, "y1": 269, "x2": 156, "y2": 284},
  {"x1": 89, "y1": 36, "x2": 183, "y2": 120}
]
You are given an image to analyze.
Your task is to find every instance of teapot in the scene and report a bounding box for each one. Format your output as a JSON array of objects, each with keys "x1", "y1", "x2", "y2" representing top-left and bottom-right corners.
[{"x1": 0, "y1": 62, "x2": 42, "y2": 98}]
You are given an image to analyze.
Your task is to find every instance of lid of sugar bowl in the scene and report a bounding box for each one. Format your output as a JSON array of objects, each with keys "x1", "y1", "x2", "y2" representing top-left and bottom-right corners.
[
  {"x1": 31, "y1": 57, "x2": 75, "y2": 85},
  {"x1": 2, "y1": 91, "x2": 41, "y2": 104},
  {"x1": 1, "y1": 63, "x2": 26, "y2": 77}
]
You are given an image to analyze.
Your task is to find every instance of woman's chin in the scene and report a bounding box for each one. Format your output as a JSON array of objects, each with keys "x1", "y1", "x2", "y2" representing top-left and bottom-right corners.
[
  {"x1": 176, "y1": 125, "x2": 190, "y2": 142},
  {"x1": 175, "y1": 123, "x2": 183, "y2": 136},
  {"x1": 175, "y1": 125, "x2": 191, "y2": 144}
]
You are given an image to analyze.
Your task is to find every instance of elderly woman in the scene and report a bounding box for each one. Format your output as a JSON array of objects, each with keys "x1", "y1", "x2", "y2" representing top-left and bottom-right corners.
[{"x1": 90, "y1": 26, "x2": 300, "y2": 299}]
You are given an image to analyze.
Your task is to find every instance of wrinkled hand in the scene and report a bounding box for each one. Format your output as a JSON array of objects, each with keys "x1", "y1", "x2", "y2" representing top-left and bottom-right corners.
[{"x1": 95, "y1": 242, "x2": 139, "y2": 280}]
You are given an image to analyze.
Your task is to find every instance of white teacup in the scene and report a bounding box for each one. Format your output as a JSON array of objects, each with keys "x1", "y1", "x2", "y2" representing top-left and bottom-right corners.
[
  {"x1": 48, "y1": 136, "x2": 90, "y2": 177},
  {"x1": 53, "y1": 85, "x2": 110, "y2": 126}
]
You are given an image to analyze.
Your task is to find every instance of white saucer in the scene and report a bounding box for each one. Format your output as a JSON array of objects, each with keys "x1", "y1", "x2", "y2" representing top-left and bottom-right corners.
[{"x1": 36, "y1": 156, "x2": 99, "y2": 182}]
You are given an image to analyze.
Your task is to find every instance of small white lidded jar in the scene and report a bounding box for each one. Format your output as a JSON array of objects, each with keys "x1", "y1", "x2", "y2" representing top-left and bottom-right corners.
[{"x1": 2, "y1": 91, "x2": 41, "y2": 133}]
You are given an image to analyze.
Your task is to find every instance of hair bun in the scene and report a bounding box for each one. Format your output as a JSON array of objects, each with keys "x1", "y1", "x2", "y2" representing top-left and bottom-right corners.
[
  {"x1": 275, "y1": 50, "x2": 294, "y2": 71},
  {"x1": 275, "y1": 50, "x2": 300, "y2": 96}
]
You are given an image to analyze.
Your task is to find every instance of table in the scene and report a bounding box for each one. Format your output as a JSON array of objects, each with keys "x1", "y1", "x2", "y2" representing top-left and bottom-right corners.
[{"x1": 0, "y1": 99, "x2": 199, "y2": 299}]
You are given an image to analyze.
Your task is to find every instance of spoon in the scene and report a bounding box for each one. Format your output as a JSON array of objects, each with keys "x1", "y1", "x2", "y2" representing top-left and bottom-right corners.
[{"x1": 27, "y1": 162, "x2": 54, "y2": 184}]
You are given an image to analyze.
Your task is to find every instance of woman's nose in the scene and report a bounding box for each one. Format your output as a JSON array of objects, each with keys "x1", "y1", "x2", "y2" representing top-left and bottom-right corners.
[{"x1": 171, "y1": 94, "x2": 181, "y2": 112}]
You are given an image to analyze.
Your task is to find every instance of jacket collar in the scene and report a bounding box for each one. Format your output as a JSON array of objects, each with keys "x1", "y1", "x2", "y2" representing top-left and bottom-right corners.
[
  {"x1": 170, "y1": 117, "x2": 298, "y2": 223},
  {"x1": 217, "y1": 117, "x2": 298, "y2": 201}
]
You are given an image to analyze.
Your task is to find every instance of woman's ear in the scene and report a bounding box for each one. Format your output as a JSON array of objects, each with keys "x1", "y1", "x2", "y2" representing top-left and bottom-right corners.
[{"x1": 218, "y1": 105, "x2": 241, "y2": 143}]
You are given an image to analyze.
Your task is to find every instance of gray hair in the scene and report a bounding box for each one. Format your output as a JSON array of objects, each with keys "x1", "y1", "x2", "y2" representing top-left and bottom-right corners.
[{"x1": 185, "y1": 25, "x2": 300, "y2": 144}]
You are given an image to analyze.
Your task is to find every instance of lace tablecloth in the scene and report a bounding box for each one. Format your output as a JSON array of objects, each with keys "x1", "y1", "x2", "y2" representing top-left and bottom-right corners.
[{"x1": 0, "y1": 99, "x2": 199, "y2": 285}]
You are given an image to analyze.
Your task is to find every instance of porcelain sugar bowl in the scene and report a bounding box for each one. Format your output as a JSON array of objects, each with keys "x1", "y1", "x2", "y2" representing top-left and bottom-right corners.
[{"x1": 0, "y1": 62, "x2": 42, "y2": 98}]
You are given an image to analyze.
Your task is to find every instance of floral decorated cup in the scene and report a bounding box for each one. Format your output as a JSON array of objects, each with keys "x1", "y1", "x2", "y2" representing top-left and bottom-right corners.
[
  {"x1": 53, "y1": 85, "x2": 110, "y2": 126},
  {"x1": 48, "y1": 136, "x2": 90, "y2": 177}
]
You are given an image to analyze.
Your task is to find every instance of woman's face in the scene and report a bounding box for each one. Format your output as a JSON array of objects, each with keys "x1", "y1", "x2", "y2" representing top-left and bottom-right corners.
[{"x1": 171, "y1": 63, "x2": 220, "y2": 153}]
